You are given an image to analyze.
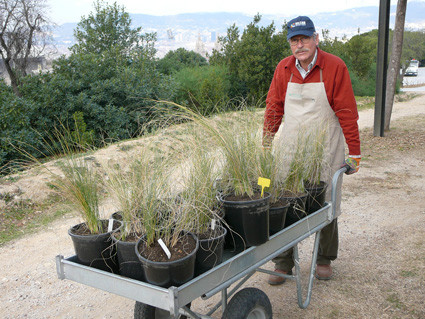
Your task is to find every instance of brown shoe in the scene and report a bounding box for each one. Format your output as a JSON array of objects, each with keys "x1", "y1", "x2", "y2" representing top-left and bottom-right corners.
[
  {"x1": 315, "y1": 264, "x2": 332, "y2": 280},
  {"x1": 268, "y1": 269, "x2": 292, "y2": 285}
]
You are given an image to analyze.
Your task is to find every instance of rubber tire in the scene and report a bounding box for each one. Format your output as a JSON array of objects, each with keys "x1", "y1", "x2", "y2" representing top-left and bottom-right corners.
[
  {"x1": 134, "y1": 301, "x2": 190, "y2": 319},
  {"x1": 222, "y1": 288, "x2": 272, "y2": 319}
]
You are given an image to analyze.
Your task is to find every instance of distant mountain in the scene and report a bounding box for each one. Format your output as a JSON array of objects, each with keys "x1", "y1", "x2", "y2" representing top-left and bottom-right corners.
[{"x1": 51, "y1": 2, "x2": 425, "y2": 57}]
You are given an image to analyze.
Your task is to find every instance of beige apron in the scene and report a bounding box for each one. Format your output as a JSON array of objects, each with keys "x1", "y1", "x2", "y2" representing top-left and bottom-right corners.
[{"x1": 277, "y1": 70, "x2": 345, "y2": 217}]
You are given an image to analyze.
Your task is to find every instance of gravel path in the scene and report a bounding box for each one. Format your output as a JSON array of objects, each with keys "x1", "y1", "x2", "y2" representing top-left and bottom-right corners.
[{"x1": 0, "y1": 93, "x2": 424, "y2": 319}]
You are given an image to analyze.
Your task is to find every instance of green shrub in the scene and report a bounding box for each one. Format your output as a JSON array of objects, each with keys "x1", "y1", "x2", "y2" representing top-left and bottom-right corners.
[
  {"x1": 173, "y1": 65, "x2": 231, "y2": 114},
  {"x1": 349, "y1": 63, "x2": 377, "y2": 97},
  {"x1": 0, "y1": 81, "x2": 43, "y2": 171},
  {"x1": 20, "y1": 52, "x2": 175, "y2": 142},
  {"x1": 158, "y1": 48, "x2": 207, "y2": 75}
]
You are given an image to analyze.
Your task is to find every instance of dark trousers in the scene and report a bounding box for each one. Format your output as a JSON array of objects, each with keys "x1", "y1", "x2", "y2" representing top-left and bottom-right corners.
[{"x1": 272, "y1": 218, "x2": 338, "y2": 271}]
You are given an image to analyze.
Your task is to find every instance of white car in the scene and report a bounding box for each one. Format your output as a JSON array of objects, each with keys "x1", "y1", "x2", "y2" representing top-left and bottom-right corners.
[{"x1": 405, "y1": 66, "x2": 418, "y2": 76}]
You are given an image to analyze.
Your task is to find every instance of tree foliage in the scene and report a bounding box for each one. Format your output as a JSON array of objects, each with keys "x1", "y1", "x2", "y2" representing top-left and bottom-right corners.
[
  {"x1": 158, "y1": 48, "x2": 207, "y2": 75},
  {"x1": 345, "y1": 31, "x2": 377, "y2": 78},
  {"x1": 71, "y1": 0, "x2": 147, "y2": 57},
  {"x1": 210, "y1": 14, "x2": 291, "y2": 103},
  {"x1": 173, "y1": 65, "x2": 230, "y2": 114},
  {"x1": 237, "y1": 15, "x2": 290, "y2": 100},
  {"x1": 0, "y1": 1, "x2": 175, "y2": 171},
  {"x1": 0, "y1": 79, "x2": 41, "y2": 169},
  {"x1": 401, "y1": 30, "x2": 425, "y2": 66},
  {"x1": 3, "y1": 7, "x2": 425, "y2": 171},
  {"x1": 319, "y1": 29, "x2": 349, "y2": 61}
]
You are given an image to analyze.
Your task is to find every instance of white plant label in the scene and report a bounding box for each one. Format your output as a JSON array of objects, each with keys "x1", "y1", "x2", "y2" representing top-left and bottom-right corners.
[
  {"x1": 211, "y1": 219, "x2": 216, "y2": 230},
  {"x1": 107, "y1": 218, "x2": 114, "y2": 232},
  {"x1": 158, "y1": 238, "x2": 171, "y2": 259}
]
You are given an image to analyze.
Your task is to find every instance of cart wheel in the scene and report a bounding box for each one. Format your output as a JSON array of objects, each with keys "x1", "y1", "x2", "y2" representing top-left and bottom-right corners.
[
  {"x1": 222, "y1": 288, "x2": 272, "y2": 319},
  {"x1": 134, "y1": 301, "x2": 191, "y2": 319}
]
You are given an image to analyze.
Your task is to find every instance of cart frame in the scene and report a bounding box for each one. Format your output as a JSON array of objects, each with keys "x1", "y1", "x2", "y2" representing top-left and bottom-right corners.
[{"x1": 56, "y1": 167, "x2": 346, "y2": 318}]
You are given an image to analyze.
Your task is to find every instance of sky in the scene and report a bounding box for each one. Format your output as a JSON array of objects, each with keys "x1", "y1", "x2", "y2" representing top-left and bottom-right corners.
[{"x1": 47, "y1": 0, "x2": 422, "y2": 24}]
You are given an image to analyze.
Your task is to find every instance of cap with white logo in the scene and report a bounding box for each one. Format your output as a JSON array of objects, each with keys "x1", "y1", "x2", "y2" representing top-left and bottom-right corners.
[{"x1": 287, "y1": 16, "x2": 316, "y2": 40}]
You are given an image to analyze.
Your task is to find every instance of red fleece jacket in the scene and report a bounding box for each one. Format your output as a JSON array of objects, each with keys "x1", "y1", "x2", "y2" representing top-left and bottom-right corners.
[{"x1": 263, "y1": 48, "x2": 361, "y2": 155}]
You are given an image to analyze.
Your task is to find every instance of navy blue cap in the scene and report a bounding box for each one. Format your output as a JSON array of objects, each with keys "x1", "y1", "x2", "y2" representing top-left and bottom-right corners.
[{"x1": 287, "y1": 16, "x2": 316, "y2": 40}]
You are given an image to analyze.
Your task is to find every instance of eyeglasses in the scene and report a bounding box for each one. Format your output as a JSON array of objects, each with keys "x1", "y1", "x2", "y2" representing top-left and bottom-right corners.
[{"x1": 289, "y1": 36, "x2": 313, "y2": 46}]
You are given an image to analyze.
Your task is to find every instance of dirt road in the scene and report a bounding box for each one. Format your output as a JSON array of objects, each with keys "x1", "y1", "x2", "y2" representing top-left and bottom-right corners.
[{"x1": 1, "y1": 94, "x2": 424, "y2": 318}]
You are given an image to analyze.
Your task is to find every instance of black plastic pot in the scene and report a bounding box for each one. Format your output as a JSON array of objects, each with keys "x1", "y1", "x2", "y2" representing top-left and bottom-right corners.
[
  {"x1": 269, "y1": 200, "x2": 290, "y2": 235},
  {"x1": 68, "y1": 219, "x2": 122, "y2": 273},
  {"x1": 195, "y1": 225, "x2": 227, "y2": 276},
  {"x1": 305, "y1": 181, "x2": 328, "y2": 215},
  {"x1": 109, "y1": 211, "x2": 123, "y2": 221},
  {"x1": 135, "y1": 232, "x2": 199, "y2": 288},
  {"x1": 281, "y1": 193, "x2": 308, "y2": 228},
  {"x1": 112, "y1": 234, "x2": 145, "y2": 281},
  {"x1": 218, "y1": 192, "x2": 270, "y2": 251}
]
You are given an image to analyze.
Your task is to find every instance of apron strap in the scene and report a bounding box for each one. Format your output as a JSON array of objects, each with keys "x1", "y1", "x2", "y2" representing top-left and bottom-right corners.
[{"x1": 289, "y1": 69, "x2": 322, "y2": 82}]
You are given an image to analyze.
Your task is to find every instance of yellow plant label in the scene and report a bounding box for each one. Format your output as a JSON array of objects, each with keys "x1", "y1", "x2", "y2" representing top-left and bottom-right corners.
[{"x1": 258, "y1": 177, "x2": 271, "y2": 197}]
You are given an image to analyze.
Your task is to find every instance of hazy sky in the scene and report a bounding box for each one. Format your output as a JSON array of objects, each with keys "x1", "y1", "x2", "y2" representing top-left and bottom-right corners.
[{"x1": 48, "y1": 0, "x2": 421, "y2": 24}]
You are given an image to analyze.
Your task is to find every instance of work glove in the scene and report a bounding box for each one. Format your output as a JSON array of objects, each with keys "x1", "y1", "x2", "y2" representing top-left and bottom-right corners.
[{"x1": 344, "y1": 156, "x2": 361, "y2": 175}]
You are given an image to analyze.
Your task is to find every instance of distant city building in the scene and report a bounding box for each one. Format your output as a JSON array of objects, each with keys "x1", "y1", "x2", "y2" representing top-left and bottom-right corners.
[
  {"x1": 211, "y1": 31, "x2": 217, "y2": 42},
  {"x1": 167, "y1": 29, "x2": 175, "y2": 40},
  {"x1": 195, "y1": 33, "x2": 207, "y2": 57}
]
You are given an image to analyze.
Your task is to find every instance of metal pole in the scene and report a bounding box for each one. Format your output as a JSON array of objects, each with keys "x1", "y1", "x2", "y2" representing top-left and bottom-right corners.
[
  {"x1": 374, "y1": 0, "x2": 391, "y2": 137},
  {"x1": 375, "y1": 0, "x2": 391, "y2": 137}
]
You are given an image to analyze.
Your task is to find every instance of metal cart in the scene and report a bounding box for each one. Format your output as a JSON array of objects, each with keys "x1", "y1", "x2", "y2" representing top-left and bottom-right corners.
[{"x1": 56, "y1": 167, "x2": 347, "y2": 319}]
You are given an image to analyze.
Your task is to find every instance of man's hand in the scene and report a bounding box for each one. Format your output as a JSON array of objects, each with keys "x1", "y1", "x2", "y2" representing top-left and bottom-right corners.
[{"x1": 344, "y1": 156, "x2": 361, "y2": 175}]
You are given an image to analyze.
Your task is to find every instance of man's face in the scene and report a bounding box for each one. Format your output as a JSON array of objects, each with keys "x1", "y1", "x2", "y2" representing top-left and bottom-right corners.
[{"x1": 290, "y1": 33, "x2": 319, "y2": 66}]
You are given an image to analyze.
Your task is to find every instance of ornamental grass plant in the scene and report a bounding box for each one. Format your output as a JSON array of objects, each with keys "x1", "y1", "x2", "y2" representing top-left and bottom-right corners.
[
  {"x1": 157, "y1": 101, "x2": 265, "y2": 199},
  {"x1": 280, "y1": 129, "x2": 309, "y2": 196},
  {"x1": 17, "y1": 124, "x2": 104, "y2": 234},
  {"x1": 302, "y1": 123, "x2": 328, "y2": 186},
  {"x1": 175, "y1": 125, "x2": 222, "y2": 236},
  {"x1": 104, "y1": 147, "x2": 157, "y2": 241},
  {"x1": 256, "y1": 145, "x2": 287, "y2": 204},
  {"x1": 54, "y1": 155, "x2": 103, "y2": 234},
  {"x1": 131, "y1": 149, "x2": 182, "y2": 249}
]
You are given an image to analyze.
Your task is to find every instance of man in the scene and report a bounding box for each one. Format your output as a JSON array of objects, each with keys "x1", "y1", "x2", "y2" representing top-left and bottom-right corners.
[{"x1": 263, "y1": 16, "x2": 361, "y2": 284}]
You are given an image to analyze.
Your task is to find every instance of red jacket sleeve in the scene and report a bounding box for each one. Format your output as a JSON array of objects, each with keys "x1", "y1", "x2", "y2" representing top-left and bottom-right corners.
[
  {"x1": 328, "y1": 60, "x2": 361, "y2": 155},
  {"x1": 263, "y1": 60, "x2": 287, "y2": 145}
]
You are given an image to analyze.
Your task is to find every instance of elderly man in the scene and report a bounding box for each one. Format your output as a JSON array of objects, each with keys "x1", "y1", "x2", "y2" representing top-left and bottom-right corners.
[{"x1": 263, "y1": 16, "x2": 361, "y2": 284}]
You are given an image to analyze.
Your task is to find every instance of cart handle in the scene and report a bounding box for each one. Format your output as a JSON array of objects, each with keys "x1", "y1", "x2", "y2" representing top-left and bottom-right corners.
[{"x1": 330, "y1": 166, "x2": 348, "y2": 220}]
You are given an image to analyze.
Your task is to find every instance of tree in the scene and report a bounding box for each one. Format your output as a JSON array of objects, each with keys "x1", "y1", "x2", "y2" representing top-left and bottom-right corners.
[
  {"x1": 346, "y1": 31, "x2": 377, "y2": 78},
  {"x1": 0, "y1": 0, "x2": 50, "y2": 96},
  {"x1": 401, "y1": 31, "x2": 425, "y2": 66},
  {"x1": 158, "y1": 48, "x2": 207, "y2": 75},
  {"x1": 385, "y1": 0, "x2": 407, "y2": 131},
  {"x1": 209, "y1": 15, "x2": 290, "y2": 103},
  {"x1": 209, "y1": 23, "x2": 240, "y2": 73},
  {"x1": 17, "y1": 1, "x2": 173, "y2": 145},
  {"x1": 71, "y1": 0, "x2": 152, "y2": 57},
  {"x1": 319, "y1": 29, "x2": 348, "y2": 61},
  {"x1": 236, "y1": 14, "x2": 289, "y2": 101}
]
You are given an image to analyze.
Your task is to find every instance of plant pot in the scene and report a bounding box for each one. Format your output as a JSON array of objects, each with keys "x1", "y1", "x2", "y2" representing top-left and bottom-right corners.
[
  {"x1": 135, "y1": 232, "x2": 199, "y2": 288},
  {"x1": 269, "y1": 199, "x2": 290, "y2": 235},
  {"x1": 68, "y1": 219, "x2": 122, "y2": 273},
  {"x1": 281, "y1": 193, "x2": 308, "y2": 228},
  {"x1": 195, "y1": 225, "x2": 227, "y2": 276},
  {"x1": 111, "y1": 233, "x2": 145, "y2": 281},
  {"x1": 109, "y1": 211, "x2": 123, "y2": 221},
  {"x1": 218, "y1": 192, "x2": 270, "y2": 251},
  {"x1": 305, "y1": 181, "x2": 328, "y2": 215}
]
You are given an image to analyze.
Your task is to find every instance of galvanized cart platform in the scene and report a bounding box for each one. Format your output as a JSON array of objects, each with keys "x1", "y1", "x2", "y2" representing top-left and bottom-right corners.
[{"x1": 56, "y1": 167, "x2": 346, "y2": 319}]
